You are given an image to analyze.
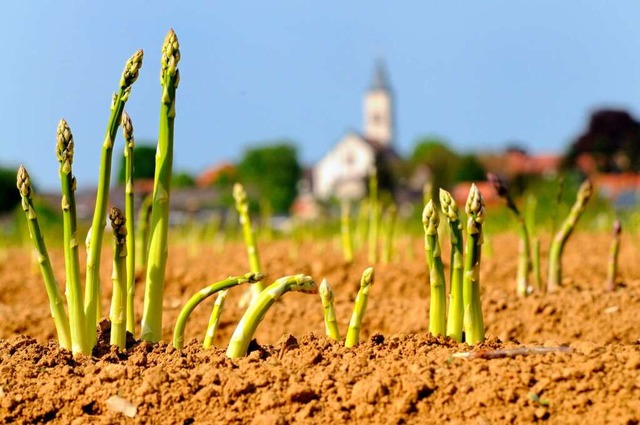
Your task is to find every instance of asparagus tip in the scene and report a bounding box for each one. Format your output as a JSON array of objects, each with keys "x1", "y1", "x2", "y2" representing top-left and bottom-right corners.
[
  {"x1": 319, "y1": 278, "x2": 334, "y2": 302},
  {"x1": 422, "y1": 200, "x2": 439, "y2": 234},
  {"x1": 438, "y1": 189, "x2": 459, "y2": 222},
  {"x1": 56, "y1": 119, "x2": 74, "y2": 168},
  {"x1": 465, "y1": 183, "x2": 486, "y2": 231},
  {"x1": 161, "y1": 29, "x2": 180, "y2": 81},
  {"x1": 361, "y1": 267, "x2": 375, "y2": 288},
  {"x1": 121, "y1": 49, "x2": 144, "y2": 89},
  {"x1": 109, "y1": 207, "x2": 127, "y2": 246},
  {"x1": 16, "y1": 165, "x2": 32, "y2": 198},
  {"x1": 121, "y1": 110, "x2": 134, "y2": 143},
  {"x1": 288, "y1": 274, "x2": 317, "y2": 294}
]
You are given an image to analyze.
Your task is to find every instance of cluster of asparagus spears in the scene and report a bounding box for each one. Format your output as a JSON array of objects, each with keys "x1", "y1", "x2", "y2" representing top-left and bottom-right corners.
[
  {"x1": 488, "y1": 174, "x2": 593, "y2": 295},
  {"x1": 423, "y1": 185, "x2": 486, "y2": 345},
  {"x1": 17, "y1": 30, "x2": 177, "y2": 355}
]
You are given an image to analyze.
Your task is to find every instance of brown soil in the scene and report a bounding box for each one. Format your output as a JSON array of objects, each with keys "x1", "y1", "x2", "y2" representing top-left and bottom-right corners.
[{"x1": 1, "y1": 233, "x2": 639, "y2": 424}]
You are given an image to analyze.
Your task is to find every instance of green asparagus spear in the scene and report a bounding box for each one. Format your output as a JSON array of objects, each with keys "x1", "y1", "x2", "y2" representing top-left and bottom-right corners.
[
  {"x1": 422, "y1": 200, "x2": 446, "y2": 337},
  {"x1": 226, "y1": 275, "x2": 317, "y2": 358},
  {"x1": 121, "y1": 111, "x2": 136, "y2": 335},
  {"x1": 86, "y1": 49, "x2": 143, "y2": 348},
  {"x1": 463, "y1": 184, "x2": 486, "y2": 345},
  {"x1": 173, "y1": 273, "x2": 264, "y2": 349},
  {"x1": 439, "y1": 189, "x2": 464, "y2": 342},
  {"x1": 547, "y1": 179, "x2": 592, "y2": 292},
  {"x1": 16, "y1": 166, "x2": 71, "y2": 351},
  {"x1": 487, "y1": 173, "x2": 531, "y2": 297},
  {"x1": 341, "y1": 199, "x2": 354, "y2": 263},
  {"x1": 606, "y1": 219, "x2": 621, "y2": 292},
  {"x1": 345, "y1": 267, "x2": 375, "y2": 347},
  {"x1": 108, "y1": 207, "x2": 128, "y2": 350},
  {"x1": 141, "y1": 30, "x2": 179, "y2": 342},
  {"x1": 319, "y1": 278, "x2": 340, "y2": 341},
  {"x1": 57, "y1": 120, "x2": 90, "y2": 355}
]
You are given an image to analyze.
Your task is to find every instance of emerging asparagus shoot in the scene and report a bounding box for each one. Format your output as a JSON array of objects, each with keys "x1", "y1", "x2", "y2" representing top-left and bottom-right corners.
[
  {"x1": 439, "y1": 189, "x2": 464, "y2": 342},
  {"x1": 345, "y1": 267, "x2": 375, "y2": 348},
  {"x1": 86, "y1": 49, "x2": 143, "y2": 348},
  {"x1": 226, "y1": 275, "x2": 317, "y2": 358},
  {"x1": 233, "y1": 183, "x2": 266, "y2": 303},
  {"x1": 422, "y1": 201, "x2": 447, "y2": 337},
  {"x1": 368, "y1": 168, "x2": 379, "y2": 263},
  {"x1": 203, "y1": 289, "x2": 229, "y2": 349},
  {"x1": 173, "y1": 273, "x2": 264, "y2": 349},
  {"x1": 319, "y1": 279, "x2": 340, "y2": 341},
  {"x1": 108, "y1": 207, "x2": 128, "y2": 350},
  {"x1": 17, "y1": 166, "x2": 72, "y2": 351},
  {"x1": 606, "y1": 219, "x2": 621, "y2": 292},
  {"x1": 121, "y1": 111, "x2": 136, "y2": 335},
  {"x1": 57, "y1": 120, "x2": 90, "y2": 355},
  {"x1": 488, "y1": 173, "x2": 531, "y2": 297},
  {"x1": 547, "y1": 179, "x2": 592, "y2": 292},
  {"x1": 341, "y1": 199, "x2": 354, "y2": 263},
  {"x1": 381, "y1": 204, "x2": 397, "y2": 264},
  {"x1": 141, "y1": 30, "x2": 179, "y2": 342},
  {"x1": 463, "y1": 184, "x2": 486, "y2": 345}
]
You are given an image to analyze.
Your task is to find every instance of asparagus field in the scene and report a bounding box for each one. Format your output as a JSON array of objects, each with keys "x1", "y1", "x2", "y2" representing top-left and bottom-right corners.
[
  {"x1": 2, "y1": 29, "x2": 639, "y2": 424},
  {"x1": 0, "y1": 233, "x2": 639, "y2": 423}
]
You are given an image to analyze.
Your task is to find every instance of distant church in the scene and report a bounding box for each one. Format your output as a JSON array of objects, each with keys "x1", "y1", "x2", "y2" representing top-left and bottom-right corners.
[{"x1": 311, "y1": 61, "x2": 399, "y2": 200}]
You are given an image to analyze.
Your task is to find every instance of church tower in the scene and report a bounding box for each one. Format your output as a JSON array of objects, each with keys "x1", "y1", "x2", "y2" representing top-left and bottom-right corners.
[{"x1": 363, "y1": 60, "x2": 394, "y2": 147}]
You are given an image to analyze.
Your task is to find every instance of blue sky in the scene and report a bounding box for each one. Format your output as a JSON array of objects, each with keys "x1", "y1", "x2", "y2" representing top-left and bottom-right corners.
[{"x1": 2, "y1": 1, "x2": 640, "y2": 190}]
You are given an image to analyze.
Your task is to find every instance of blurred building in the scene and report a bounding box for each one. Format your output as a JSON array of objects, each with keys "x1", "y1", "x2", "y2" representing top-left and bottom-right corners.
[{"x1": 311, "y1": 60, "x2": 399, "y2": 200}]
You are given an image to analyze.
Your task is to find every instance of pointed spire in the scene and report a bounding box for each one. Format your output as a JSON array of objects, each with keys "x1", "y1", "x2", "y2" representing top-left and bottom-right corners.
[{"x1": 370, "y1": 58, "x2": 390, "y2": 91}]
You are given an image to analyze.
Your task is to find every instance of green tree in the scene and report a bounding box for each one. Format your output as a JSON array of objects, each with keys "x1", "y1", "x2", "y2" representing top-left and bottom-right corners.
[
  {"x1": 454, "y1": 154, "x2": 486, "y2": 183},
  {"x1": 411, "y1": 137, "x2": 460, "y2": 194},
  {"x1": 0, "y1": 166, "x2": 21, "y2": 214},
  {"x1": 237, "y1": 143, "x2": 301, "y2": 214},
  {"x1": 171, "y1": 172, "x2": 195, "y2": 188},
  {"x1": 117, "y1": 144, "x2": 157, "y2": 184}
]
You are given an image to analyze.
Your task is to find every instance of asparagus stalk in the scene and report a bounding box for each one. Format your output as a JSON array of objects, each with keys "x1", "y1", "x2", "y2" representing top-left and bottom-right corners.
[
  {"x1": 381, "y1": 204, "x2": 397, "y2": 264},
  {"x1": 226, "y1": 275, "x2": 317, "y2": 358},
  {"x1": 606, "y1": 219, "x2": 621, "y2": 292},
  {"x1": 86, "y1": 49, "x2": 143, "y2": 347},
  {"x1": 367, "y1": 168, "x2": 379, "y2": 263},
  {"x1": 233, "y1": 183, "x2": 266, "y2": 304},
  {"x1": 355, "y1": 199, "x2": 369, "y2": 252},
  {"x1": 202, "y1": 288, "x2": 228, "y2": 349},
  {"x1": 487, "y1": 173, "x2": 531, "y2": 297},
  {"x1": 16, "y1": 166, "x2": 72, "y2": 351},
  {"x1": 463, "y1": 184, "x2": 486, "y2": 345},
  {"x1": 422, "y1": 201, "x2": 447, "y2": 337},
  {"x1": 319, "y1": 279, "x2": 340, "y2": 341},
  {"x1": 547, "y1": 179, "x2": 592, "y2": 292},
  {"x1": 108, "y1": 207, "x2": 128, "y2": 350},
  {"x1": 141, "y1": 30, "x2": 179, "y2": 342},
  {"x1": 439, "y1": 189, "x2": 464, "y2": 342},
  {"x1": 345, "y1": 267, "x2": 375, "y2": 347},
  {"x1": 532, "y1": 238, "x2": 543, "y2": 291},
  {"x1": 136, "y1": 193, "x2": 153, "y2": 270},
  {"x1": 121, "y1": 111, "x2": 136, "y2": 335},
  {"x1": 173, "y1": 273, "x2": 263, "y2": 349},
  {"x1": 340, "y1": 199, "x2": 354, "y2": 263},
  {"x1": 56, "y1": 120, "x2": 90, "y2": 356}
]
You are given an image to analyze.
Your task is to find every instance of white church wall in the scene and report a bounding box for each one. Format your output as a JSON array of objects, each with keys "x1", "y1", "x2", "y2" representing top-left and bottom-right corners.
[{"x1": 313, "y1": 133, "x2": 375, "y2": 200}]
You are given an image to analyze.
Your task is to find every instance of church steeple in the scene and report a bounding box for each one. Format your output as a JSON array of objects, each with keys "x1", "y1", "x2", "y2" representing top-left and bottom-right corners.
[
  {"x1": 370, "y1": 59, "x2": 391, "y2": 91},
  {"x1": 363, "y1": 59, "x2": 394, "y2": 147}
]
